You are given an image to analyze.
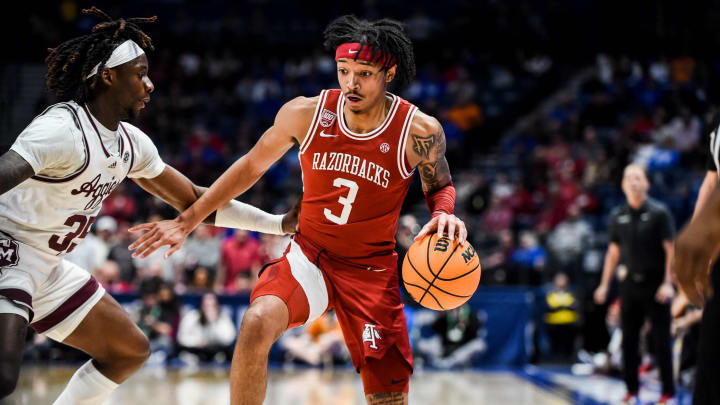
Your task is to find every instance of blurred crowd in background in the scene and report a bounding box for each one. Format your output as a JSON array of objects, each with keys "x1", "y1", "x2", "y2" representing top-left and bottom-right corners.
[{"x1": 7, "y1": 0, "x2": 720, "y2": 390}]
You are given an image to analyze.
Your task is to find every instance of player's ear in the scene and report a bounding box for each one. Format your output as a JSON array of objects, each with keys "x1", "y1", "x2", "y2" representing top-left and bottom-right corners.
[
  {"x1": 99, "y1": 67, "x2": 114, "y2": 87},
  {"x1": 386, "y1": 65, "x2": 397, "y2": 83}
]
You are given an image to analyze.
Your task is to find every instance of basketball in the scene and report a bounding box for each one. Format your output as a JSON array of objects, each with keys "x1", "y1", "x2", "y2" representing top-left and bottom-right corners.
[{"x1": 402, "y1": 233, "x2": 481, "y2": 311}]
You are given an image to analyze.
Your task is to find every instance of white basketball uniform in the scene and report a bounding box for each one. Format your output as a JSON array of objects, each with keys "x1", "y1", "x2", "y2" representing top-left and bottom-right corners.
[{"x1": 0, "y1": 100, "x2": 164, "y2": 341}]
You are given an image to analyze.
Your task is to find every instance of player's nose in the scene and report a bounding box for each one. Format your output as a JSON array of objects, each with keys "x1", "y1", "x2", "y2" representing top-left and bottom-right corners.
[
  {"x1": 144, "y1": 76, "x2": 155, "y2": 94},
  {"x1": 347, "y1": 73, "x2": 359, "y2": 89}
]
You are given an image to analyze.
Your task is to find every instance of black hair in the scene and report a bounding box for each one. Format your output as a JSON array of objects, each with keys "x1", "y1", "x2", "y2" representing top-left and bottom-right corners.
[
  {"x1": 45, "y1": 6, "x2": 157, "y2": 103},
  {"x1": 323, "y1": 15, "x2": 416, "y2": 85}
]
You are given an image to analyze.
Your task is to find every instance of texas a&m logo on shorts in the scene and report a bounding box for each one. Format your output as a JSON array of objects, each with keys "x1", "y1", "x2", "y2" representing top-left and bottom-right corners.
[
  {"x1": 362, "y1": 323, "x2": 382, "y2": 350},
  {"x1": 319, "y1": 109, "x2": 337, "y2": 128},
  {"x1": 0, "y1": 237, "x2": 20, "y2": 268}
]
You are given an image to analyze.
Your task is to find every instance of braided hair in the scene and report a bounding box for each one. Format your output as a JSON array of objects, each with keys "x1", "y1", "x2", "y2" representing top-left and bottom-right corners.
[
  {"x1": 45, "y1": 6, "x2": 157, "y2": 103},
  {"x1": 323, "y1": 15, "x2": 416, "y2": 85}
]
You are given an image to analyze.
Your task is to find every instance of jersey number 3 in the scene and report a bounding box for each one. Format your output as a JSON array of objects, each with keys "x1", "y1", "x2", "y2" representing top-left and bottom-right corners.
[
  {"x1": 48, "y1": 214, "x2": 97, "y2": 254},
  {"x1": 324, "y1": 177, "x2": 358, "y2": 225}
]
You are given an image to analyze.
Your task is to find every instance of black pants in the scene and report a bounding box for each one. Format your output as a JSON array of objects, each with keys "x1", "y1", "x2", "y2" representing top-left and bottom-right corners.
[
  {"x1": 621, "y1": 282, "x2": 674, "y2": 396},
  {"x1": 693, "y1": 262, "x2": 720, "y2": 404}
]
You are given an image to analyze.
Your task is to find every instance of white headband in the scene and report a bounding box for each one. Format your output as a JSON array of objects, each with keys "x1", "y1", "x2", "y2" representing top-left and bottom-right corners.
[{"x1": 86, "y1": 39, "x2": 145, "y2": 79}]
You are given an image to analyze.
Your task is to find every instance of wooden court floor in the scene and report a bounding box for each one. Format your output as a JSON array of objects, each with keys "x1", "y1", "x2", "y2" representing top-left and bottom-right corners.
[{"x1": 5, "y1": 366, "x2": 569, "y2": 405}]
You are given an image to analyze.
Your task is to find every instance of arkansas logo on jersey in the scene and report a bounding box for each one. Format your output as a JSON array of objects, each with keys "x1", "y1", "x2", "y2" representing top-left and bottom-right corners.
[
  {"x1": 0, "y1": 237, "x2": 20, "y2": 268},
  {"x1": 319, "y1": 109, "x2": 336, "y2": 128},
  {"x1": 362, "y1": 323, "x2": 382, "y2": 350}
]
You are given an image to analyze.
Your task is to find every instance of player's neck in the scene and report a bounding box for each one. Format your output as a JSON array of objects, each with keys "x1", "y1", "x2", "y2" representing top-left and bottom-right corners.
[
  {"x1": 86, "y1": 99, "x2": 121, "y2": 131},
  {"x1": 342, "y1": 94, "x2": 392, "y2": 133}
]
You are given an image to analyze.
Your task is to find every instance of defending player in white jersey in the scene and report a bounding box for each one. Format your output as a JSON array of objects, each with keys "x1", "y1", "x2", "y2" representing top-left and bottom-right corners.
[{"x1": 0, "y1": 7, "x2": 298, "y2": 403}]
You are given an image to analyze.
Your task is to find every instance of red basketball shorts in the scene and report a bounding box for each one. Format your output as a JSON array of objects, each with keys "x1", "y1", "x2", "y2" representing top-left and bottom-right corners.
[{"x1": 250, "y1": 234, "x2": 413, "y2": 393}]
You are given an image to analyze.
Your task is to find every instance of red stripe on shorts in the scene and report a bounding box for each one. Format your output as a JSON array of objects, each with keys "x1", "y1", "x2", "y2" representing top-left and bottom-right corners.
[{"x1": 31, "y1": 276, "x2": 100, "y2": 334}]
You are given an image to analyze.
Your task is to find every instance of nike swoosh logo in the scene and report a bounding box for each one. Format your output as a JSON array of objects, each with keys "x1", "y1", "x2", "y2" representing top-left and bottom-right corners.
[
  {"x1": 391, "y1": 378, "x2": 407, "y2": 385},
  {"x1": 319, "y1": 131, "x2": 339, "y2": 138},
  {"x1": 369, "y1": 268, "x2": 387, "y2": 272},
  {"x1": 348, "y1": 49, "x2": 358, "y2": 54}
]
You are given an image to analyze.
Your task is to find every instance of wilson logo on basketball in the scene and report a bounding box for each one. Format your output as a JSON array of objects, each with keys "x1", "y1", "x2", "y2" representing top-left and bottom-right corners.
[
  {"x1": 434, "y1": 237, "x2": 450, "y2": 252},
  {"x1": 319, "y1": 109, "x2": 337, "y2": 128},
  {"x1": 380, "y1": 142, "x2": 390, "y2": 153},
  {"x1": 0, "y1": 238, "x2": 20, "y2": 268}
]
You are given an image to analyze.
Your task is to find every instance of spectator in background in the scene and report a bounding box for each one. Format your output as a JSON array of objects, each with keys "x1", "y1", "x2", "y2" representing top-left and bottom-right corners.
[
  {"x1": 177, "y1": 293, "x2": 236, "y2": 363},
  {"x1": 107, "y1": 221, "x2": 139, "y2": 289},
  {"x1": 418, "y1": 304, "x2": 485, "y2": 369},
  {"x1": 510, "y1": 231, "x2": 546, "y2": 285},
  {"x1": 544, "y1": 272, "x2": 579, "y2": 362},
  {"x1": 133, "y1": 285, "x2": 176, "y2": 363},
  {"x1": 182, "y1": 224, "x2": 223, "y2": 285},
  {"x1": 546, "y1": 202, "x2": 592, "y2": 281},
  {"x1": 218, "y1": 229, "x2": 264, "y2": 293},
  {"x1": 481, "y1": 195, "x2": 514, "y2": 233},
  {"x1": 65, "y1": 215, "x2": 116, "y2": 275}
]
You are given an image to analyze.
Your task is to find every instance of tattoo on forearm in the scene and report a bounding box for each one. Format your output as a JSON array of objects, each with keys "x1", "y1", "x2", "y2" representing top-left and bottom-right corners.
[
  {"x1": 411, "y1": 134, "x2": 435, "y2": 159},
  {"x1": 366, "y1": 392, "x2": 407, "y2": 405},
  {"x1": 0, "y1": 151, "x2": 35, "y2": 196},
  {"x1": 420, "y1": 157, "x2": 450, "y2": 192}
]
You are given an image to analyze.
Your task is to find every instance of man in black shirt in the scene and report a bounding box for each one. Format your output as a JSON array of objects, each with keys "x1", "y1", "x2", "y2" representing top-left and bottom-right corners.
[{"x1": 594, "y1": 164, "x2": 676, "y2": 405}]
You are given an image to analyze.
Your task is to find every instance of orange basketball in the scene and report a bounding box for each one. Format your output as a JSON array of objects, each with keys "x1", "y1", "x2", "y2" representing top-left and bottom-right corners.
[{"x1": 402, "y1": 233, "x2": 481, "y2": 310}]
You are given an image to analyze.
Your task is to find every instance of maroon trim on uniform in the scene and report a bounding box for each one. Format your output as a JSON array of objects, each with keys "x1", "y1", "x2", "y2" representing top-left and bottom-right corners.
[
  {"x1": 0, "y1": 288, "x2": 34, "y2": 322},
  {"x1": 31, "y1": 104, "x2": 92, "y2": 184},
  {"x1": 30, "y1": 276, "x2": 100, "y2": 334},
  {"x1": 81, "y1": 105, "x2": 112, "y2": 158},
  {"x1": 119, "y1": 123, "x2": 135, "y2": 174}
]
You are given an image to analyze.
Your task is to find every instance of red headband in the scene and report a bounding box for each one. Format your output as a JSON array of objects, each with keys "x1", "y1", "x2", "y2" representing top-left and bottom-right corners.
[{"x1": 335, "y1": 43, "x2": 396, "y2": 67}]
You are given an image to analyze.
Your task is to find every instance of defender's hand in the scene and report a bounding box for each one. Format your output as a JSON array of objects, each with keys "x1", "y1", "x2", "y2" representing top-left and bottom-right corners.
[
  {"x1": 129, "y1": 218, "x2": 192, "y2": 259},
  {"x1": 414, "y1": 213, "x2": 467, "y2": 245},
  {"x1": 674, "y1": 226, "x2": 715, "y2": 306}
]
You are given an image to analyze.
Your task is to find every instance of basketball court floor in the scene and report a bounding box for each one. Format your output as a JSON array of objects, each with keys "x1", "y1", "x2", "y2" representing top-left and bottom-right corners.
[{"x1": 6, "y1": 366, "x2": 570, "y2": 405}]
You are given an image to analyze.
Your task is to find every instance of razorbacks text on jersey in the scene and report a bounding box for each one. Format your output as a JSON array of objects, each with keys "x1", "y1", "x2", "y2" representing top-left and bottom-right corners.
[
  {"x1": 296, "y1": 89, "x2": 417, "y2": 260},
  {"x1": 0, "y1": 101, "x2": 164, "y2": 260}
]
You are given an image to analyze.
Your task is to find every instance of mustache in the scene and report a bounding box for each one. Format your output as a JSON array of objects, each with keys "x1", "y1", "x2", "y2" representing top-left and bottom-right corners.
[{"x1": 345, "y1": 91, "x2": 363, "y2": 97}]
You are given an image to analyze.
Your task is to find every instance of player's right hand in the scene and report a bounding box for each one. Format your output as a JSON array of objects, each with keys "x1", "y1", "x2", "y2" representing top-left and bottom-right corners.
[
  {"x1": 128, "y1": 217, "x2": 192, "y2": 259},
  {"x1": 593, "y1": 284, "x2": 608, "y2": 305}
]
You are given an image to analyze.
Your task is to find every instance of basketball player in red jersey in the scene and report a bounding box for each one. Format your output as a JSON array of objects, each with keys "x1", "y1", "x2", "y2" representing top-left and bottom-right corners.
[{"x1": 130, "y1": 15, "x2": 467, "y2": 404}]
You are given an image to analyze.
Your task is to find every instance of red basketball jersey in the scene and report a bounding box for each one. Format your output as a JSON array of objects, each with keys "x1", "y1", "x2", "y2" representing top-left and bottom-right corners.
[{"x1": 296, "y1": 89, "x2": 417, "y2": 260}]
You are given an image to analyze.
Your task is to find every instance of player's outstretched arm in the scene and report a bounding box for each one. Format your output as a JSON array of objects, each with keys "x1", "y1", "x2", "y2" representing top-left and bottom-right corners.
[
  {"x1": 0, "y1": 150, "x2": 34, "y2": 196},
  {"x1": 675, "y1": 185, "x2": 720, "y2": 305},
  {"x1": 406, "y1": 113, "x2": 467, "y2": 244},
  {"x1": 132, "y1": 165, "x2": 300, "y2": 234},
  {"x1": 129, "y1": 96, "x2": 316, "y2": 259}
]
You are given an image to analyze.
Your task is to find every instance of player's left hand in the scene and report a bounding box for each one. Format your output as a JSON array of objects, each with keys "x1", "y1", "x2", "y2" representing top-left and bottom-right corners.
[
  {"x1": 655, "y1": 282, "x2": 675, "y2": 304},
  {"x1": 674, "y1": 225, "x2": 715, "y2": 306},
  {"x1": 414, "y1": 213, "x2": 467, "y2": 245}
]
